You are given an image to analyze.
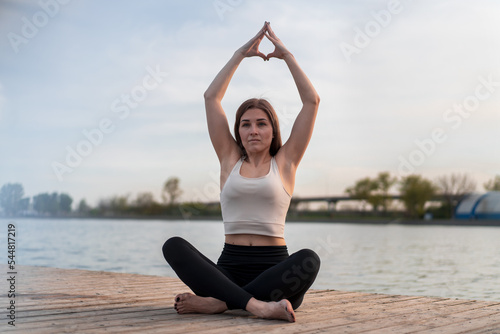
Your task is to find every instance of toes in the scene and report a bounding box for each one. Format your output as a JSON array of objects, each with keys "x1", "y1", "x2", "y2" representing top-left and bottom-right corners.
[
  {"x1": 175, "y1": 292, "x2": 191, "y2": 303},
  {"x1": 289, "y1": 309, "x2": 296, "y2": 322},
  {"x1": 177, "y1": 293, "x2": 192, "y2": 301},
  {"x1": 281, "y1": 300, "x2": 296, "y2": 322}
]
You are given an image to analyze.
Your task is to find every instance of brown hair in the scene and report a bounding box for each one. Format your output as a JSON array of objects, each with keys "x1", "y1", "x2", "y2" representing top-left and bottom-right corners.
[{"x1": 234, "y1": 98, "x2": 282, "y2": 159}]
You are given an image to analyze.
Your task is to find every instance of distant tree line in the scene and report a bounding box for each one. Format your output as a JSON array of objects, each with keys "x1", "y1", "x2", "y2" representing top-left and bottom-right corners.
[
  {"x1": 0, "y1": 183, "x2": 29, "y2": 216},
  {"x1": 1, "y1": 174, "x2": 499, "y2": 219},
  {"x1": 0, "y1": 183, "x2": 74, "y2": 217},
  {"x1": 344, "y1": 173, "x2": 500, "y2": 219},
  {"x1": 92, "y1": 177, "x2": 193, "y2": 217},
  {"x1": 0, "y1": 177, "x2": 219, "y2": 219}
]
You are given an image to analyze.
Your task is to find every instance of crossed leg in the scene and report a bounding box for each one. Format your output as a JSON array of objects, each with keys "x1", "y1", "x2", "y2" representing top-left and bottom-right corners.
[
  {"x1": 162, "y1": 237, "x2": 320, "y2": 322},
  {"x1": 174, "y1": 293, "x2": 295, "y2": 322},
  {"x1": 242, "y1": 248, "x2": 320, "y2": 310}
]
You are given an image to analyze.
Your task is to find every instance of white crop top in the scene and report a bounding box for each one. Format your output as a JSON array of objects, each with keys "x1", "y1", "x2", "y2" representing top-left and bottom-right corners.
[{"x1": 220, "y1": 157, "x2": 292, "y2": 238}]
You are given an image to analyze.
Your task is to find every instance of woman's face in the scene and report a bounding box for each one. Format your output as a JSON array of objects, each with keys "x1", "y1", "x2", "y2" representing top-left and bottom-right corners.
[{"x1": 238, "y1": 108, "x2": 274, "y2": 156}]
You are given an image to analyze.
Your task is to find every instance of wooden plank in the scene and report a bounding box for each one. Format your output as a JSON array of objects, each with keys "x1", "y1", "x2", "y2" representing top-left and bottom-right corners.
[
  {"x1": 34, "y1": 296, "x2": 477, "y2": 333},
  {"x1": 1, "y1": 265, "x2": 499, "y2": 333},
  {"x1": 309, "y1": 302, "x2": 499, "y2": 334},
  {"x1": 205, "y1": 299, "x2": 485, "y2": 334},
  {"x1": 368, "y1": 305, "x2": 500, "y2": 334}
]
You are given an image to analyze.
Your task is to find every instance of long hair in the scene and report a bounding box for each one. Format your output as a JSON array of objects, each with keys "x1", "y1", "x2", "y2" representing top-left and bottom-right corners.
[{"x1": 234, "y1": 98, "x2": 282, "y2": 160}]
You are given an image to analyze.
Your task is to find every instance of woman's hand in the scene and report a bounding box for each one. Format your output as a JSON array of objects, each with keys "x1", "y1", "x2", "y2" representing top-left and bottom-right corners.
[
  {"x1": 265, "y1": 22, "x2": 292, "y2": 60},
  {"x1": 236, "y1": 22, "x2": 268, "y2": 61}
]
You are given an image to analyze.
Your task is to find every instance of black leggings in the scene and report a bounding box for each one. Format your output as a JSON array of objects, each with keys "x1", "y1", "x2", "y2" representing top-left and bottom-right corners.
[{"x1": 162, "y1": 236, "x2": 320, "y2": 310}]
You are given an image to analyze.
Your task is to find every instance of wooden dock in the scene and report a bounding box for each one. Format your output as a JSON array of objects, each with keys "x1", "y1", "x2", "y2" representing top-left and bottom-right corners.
[{"x1": 1, "y1": 265, "x2": 499, "y2": 333}]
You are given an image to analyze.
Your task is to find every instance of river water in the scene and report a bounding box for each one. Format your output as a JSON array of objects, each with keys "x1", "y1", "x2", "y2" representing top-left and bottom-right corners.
[{"x1": 2, "y1": 218, "x2": 499, "y2": 302}]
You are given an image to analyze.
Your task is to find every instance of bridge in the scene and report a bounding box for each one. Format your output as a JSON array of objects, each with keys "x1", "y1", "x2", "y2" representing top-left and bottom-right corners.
[
  {"x1": 207, "y1": 194, "x2": 464, "y2": 211},
  {"x1": 289, "y1": 194, "x2": 464, "y2": 211}
]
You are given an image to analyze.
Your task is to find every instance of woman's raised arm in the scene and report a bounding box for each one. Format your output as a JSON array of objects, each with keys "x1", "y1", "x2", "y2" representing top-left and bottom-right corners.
[
  {"x1": 204, "y1": 23, "x2": 268, "y2": 164},
  {"x1": 266, "y1": 22, "x2": 320, "y2": 168}
]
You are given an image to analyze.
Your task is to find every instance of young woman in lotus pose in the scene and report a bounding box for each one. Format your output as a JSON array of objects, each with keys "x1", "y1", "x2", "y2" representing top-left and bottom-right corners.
[{"x1": 163, "y1": 22, "x2": 321, "y2": 322}]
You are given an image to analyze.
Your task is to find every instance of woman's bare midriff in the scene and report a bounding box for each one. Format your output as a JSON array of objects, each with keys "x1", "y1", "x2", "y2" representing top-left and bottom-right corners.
[{"x1": 225, "y1": 234, "x2": 286, "y2": 246}]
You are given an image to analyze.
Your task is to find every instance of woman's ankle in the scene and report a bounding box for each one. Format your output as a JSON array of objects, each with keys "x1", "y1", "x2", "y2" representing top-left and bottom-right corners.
[{"x1": 245, "y1": 298, "x2": 267, "y2": 318}]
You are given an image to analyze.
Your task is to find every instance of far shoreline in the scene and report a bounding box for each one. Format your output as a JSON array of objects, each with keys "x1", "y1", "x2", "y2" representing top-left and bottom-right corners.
[{"x1": 2, "y1": 215, "x2": 500, "y2": 227}]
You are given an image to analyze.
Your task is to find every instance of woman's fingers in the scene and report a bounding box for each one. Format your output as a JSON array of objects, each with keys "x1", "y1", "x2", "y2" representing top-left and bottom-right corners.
[
  {"x1": 237, "y1": 24, "x2": 268, "y2": 60},
  {"x1": 252, "y1": 22, "x2": 267, "y2": 41},
  {"x1": 264, "y1": 32, "x2": 277, "y2": 44},
  {"x1": 264, "y1": 36, "x2": 284, "y2": 59},
  {"x1": 265, "y1": 21, "x2": 273, "y2": 34},
  {"x1": 265, "y1": 22, "x2": 279, "y2": 39},
  {"x1": 263, "y1": 23, "x2": 291, "y2": 60},
  {"x1": 265, "y1": 24, "x2": 282, "y2": 47},
  {"x1": 239, "y1": 22, "x2": 286, "y2": 61},
  {"x1": 266, "y1": 52, "x2": 277, "y2": 60}
]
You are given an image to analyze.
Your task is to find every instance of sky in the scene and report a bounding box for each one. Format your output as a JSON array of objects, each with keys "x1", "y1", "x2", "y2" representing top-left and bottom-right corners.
[{"x1": 1, "y1": 0, "x2": 499, "y2": 207}]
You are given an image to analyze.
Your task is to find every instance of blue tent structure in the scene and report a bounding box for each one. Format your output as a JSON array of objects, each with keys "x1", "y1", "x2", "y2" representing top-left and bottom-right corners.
[{"x1": 455, "y1": 191, "x2": 500, "y2": 220}]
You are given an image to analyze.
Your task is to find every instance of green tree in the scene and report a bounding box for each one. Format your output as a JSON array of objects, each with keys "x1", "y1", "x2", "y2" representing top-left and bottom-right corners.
[
  {"x1": 162, "y1": 177, "x2": 182, "y2": 206},
  {"x1": 48, "y1": 193, "x2": 59, "y2": 215},
  {"x1": 32, "y1": 192, "x2": 73, "y2": 215},
  {"x1": 59, "y1": 193, "x2": 73, "y2": 213},
  {"x1": 134, "y1": 192, "x2": 162, "y2": 215},
  {"x1": 345, "y1": 177, "x2": 378, "y2": 211},
  {"x1": 373, "y1": 172, "x2": 397, "y2": 213},
  {"x1": 135, "y1": 192, "x2": 156, "y2": 207},
  {"x1": 399, "y1": 175, "x2": 437, "y2": 218},
  {"x1": 484, "y1": 175, "x2": 500, "y2": 191},
  {"x1": 33, "y1": 193, "x2": 51, "y2": 215},
  {"x1": 33, "y1": 192, "x2": 59, "y2": 215},
  {"x1": 0, "y1": 183, "x2": 29, "y2": 216},
  {"x1": 98, "y1": 194, "x2": 130, "y2": 215}
]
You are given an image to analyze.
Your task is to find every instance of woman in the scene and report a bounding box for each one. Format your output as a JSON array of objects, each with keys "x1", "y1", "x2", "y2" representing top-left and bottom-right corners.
[{"x1": 163, "y1": 22, "x2": 320, "y2": 322}]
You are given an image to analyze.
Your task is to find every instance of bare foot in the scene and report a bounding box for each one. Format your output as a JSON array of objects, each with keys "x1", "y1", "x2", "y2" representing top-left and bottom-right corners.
[
  {"x1": 265, "y1": 300, "x2": 296, "y2": 322},
  {"x1": 174, "y1": 293, "x2": 227, "y2": 314},
  {"x1": 246, "y1": 298, "x2": 296, "y2": 322}
]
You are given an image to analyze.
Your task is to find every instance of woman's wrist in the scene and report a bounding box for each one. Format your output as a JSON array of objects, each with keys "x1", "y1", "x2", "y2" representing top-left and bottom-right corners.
[
  {"x1": 282, "y1": 53, "x2": 295, "y2": 61},
  {"x1": 233, "y1": 50, "x2": 247, "y2": 61}
]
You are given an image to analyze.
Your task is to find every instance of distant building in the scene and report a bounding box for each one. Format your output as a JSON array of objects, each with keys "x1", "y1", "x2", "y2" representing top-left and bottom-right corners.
[{"x1": 455, "y1": 191, "x2": 500, "y2": 220}]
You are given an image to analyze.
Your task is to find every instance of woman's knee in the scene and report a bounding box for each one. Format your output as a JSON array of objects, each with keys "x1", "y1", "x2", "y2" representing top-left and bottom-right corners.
[
  {"x1": 294, "y1": 249, "x2": 321, "y2": 275},
  {"x1": 162, "y1": 236, "x2": 187, "y2": 261}
]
